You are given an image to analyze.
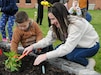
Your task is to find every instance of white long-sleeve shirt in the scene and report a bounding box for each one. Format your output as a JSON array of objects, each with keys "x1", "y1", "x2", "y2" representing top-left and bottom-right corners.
[{"x1": 33, "y1": 15, "x2": 99, "y2": 59}]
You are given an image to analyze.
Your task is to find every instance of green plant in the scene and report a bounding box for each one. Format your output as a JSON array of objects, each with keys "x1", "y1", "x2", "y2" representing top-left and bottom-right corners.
[{"x1": 3, "y1": 51, "x2": 22, "y2": 72}]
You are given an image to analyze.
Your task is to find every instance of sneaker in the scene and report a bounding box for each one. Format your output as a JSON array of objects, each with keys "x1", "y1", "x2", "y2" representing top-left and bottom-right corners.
[
  {"x1": 86, "y1": 58, "x2": 96, "y2": 70},
  {"x1": 2, "y1": 38, "x2": 7, "y2": 42}
]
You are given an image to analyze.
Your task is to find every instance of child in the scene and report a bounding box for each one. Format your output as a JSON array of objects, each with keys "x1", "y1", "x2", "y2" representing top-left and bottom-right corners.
[
  {"x1": 11, "y1": 11, "x2": 43, "y2": 53},
  {"x1": 69, "y1": 0, "x2": 82, "y2": 16},
  {"x1": 0, "y1": 0, "x2": 18, "y2": 42}
]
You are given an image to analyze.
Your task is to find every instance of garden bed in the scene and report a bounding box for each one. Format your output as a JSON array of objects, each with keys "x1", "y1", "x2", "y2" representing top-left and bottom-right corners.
[{"x1": 0, "y1": 49, "x2": 75, "y2": 75}]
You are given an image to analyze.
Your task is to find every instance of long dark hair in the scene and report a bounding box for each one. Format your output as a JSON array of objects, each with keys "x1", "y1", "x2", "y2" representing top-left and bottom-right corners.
[{"x1": 48, "y1": 2, "x2": 70, "y2": 42}]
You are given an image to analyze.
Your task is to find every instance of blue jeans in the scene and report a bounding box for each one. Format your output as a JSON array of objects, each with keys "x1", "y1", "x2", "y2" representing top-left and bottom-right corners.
[{"x1": 55, "y1": 42, "x2": 100, "y2": 66}]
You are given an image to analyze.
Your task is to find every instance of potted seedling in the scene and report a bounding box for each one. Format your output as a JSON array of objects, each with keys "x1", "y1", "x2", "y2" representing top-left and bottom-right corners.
[{"x1": 3, "y1": 51, "x2": 22, "y2": 72}]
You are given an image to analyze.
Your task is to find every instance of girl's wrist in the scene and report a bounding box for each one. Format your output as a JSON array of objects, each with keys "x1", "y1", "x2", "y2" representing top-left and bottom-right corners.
[{"x1": 31, "y1": 44, "x2": 34, "y2": 50}]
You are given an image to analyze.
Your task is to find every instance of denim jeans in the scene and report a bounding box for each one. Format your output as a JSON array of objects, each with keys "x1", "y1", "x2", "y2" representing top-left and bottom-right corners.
[
  {"x1": 55, "y1": 42, "x2": 100, "y2": 66},
  {"x1": 66, "y1": 42, "x2": 100, "y2": 66}
]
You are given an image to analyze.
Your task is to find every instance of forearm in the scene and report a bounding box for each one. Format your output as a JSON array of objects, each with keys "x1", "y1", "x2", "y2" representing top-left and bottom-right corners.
[
  {"x1": 69, "y1": 7, "x2": 74, "y2": 14},
  {"x1": 11, "y1": 43, "x2": 18, "y2": 53},
  {"x1": 33, "y1": 37, "x2": 55, "y2": 49}
]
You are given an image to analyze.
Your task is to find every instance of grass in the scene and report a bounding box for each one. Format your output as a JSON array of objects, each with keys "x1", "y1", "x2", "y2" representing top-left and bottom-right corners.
[
  {"x1": 0, "y1": 8, "x2": 101, "y2": 73},
  {"x1": 89, "y1": 10, "x2": 101, "y2": 73}
]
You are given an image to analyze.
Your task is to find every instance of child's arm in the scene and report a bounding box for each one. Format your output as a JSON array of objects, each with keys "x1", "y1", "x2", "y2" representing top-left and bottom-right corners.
[
  {"x1": 68, "y1": 7, "x2": 74, "y2": 14},
  {"x1": 11, "y1": 28, "x2": 21, "y2": 53}
]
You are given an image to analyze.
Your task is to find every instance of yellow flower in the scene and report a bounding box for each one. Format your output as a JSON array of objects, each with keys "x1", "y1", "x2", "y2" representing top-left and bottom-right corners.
[
  {"x1": 41, "y1": 1, "x2": 52, "y2": 7},
  {"x1": 44, "y1": 1, "x2": 49, "y2": 6},
  {"x1": 41, "y1": 1, "x2": 44, "y2": 5}
]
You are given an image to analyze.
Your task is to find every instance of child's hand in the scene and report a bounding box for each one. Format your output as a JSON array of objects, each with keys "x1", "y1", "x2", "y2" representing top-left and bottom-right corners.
[{"x1": 73, "y1": 7, "x2": 76, "y2": 11}]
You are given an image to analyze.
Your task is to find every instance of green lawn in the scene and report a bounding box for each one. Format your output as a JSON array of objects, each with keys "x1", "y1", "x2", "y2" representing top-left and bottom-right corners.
[
  {"x1": 89, "y1": 10, "x2": 101, "y2": 73},
  {"x1": 0, "y1": 8, "x2": 101, "y2": 73}
]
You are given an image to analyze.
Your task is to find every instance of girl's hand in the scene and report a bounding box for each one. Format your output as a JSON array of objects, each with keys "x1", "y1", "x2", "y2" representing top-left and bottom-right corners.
[
  {"x1": 23, "y1": 45, "x2": 33, "y2": 55},
  {"x1": 34, "y1": 54, "x2": 47, "y2": 65}
]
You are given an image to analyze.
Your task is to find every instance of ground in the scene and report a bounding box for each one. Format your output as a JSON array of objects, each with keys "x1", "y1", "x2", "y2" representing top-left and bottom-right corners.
[{"x1": 0, "y1": 48, "x2": 75, "y2": 75}]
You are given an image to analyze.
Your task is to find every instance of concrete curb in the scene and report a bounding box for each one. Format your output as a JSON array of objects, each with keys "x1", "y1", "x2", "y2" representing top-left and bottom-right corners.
[{"x1": 48, "y1": 58, "x2": 101, "y2": 75}]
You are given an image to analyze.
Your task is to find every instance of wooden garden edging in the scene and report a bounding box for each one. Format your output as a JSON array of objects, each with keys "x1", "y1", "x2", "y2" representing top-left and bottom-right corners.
[{"x1": 0, "y1": 41, "x2": 101, "y2": 75}]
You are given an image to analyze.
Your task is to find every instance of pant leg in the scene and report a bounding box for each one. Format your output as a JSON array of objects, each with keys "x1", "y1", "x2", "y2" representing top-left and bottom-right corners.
[
  {"x1": 81, "y1": 8, "x2": 87, "y2": 19},
  {"x1": 39, "y1": 5, "x2": 43, "y2": 25},
  {"x1": 36, "y1": 4, "x2": 40, "y2": 24},
  {"x1": 66, "y1": 42, "x2": 100, "y2": 66},
  {"x1": 0, "y1": 13, "x2": 8, "y2": 39},
  {"x1": 7, "y1": 15, "x2": 15, "y2": 41}
]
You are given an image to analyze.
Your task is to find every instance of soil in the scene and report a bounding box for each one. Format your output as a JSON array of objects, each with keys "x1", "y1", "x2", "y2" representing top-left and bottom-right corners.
[{"x1": 0, "y1": 48, "x2": 75, "y2": 75}]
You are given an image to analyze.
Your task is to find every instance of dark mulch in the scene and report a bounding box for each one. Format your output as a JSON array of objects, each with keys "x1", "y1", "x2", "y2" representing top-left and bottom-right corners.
[{"x1": 0, "y1": 48, "x2": 75, "y2": 75}]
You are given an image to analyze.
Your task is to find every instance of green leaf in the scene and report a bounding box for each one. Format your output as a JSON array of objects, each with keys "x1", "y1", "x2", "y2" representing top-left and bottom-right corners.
[
  {"x1": 3, "y1": 52, "x2": 10, "y2": 57},
  {"x1": 4, "y1": 51, "x2": 22, "y2": 72}
]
